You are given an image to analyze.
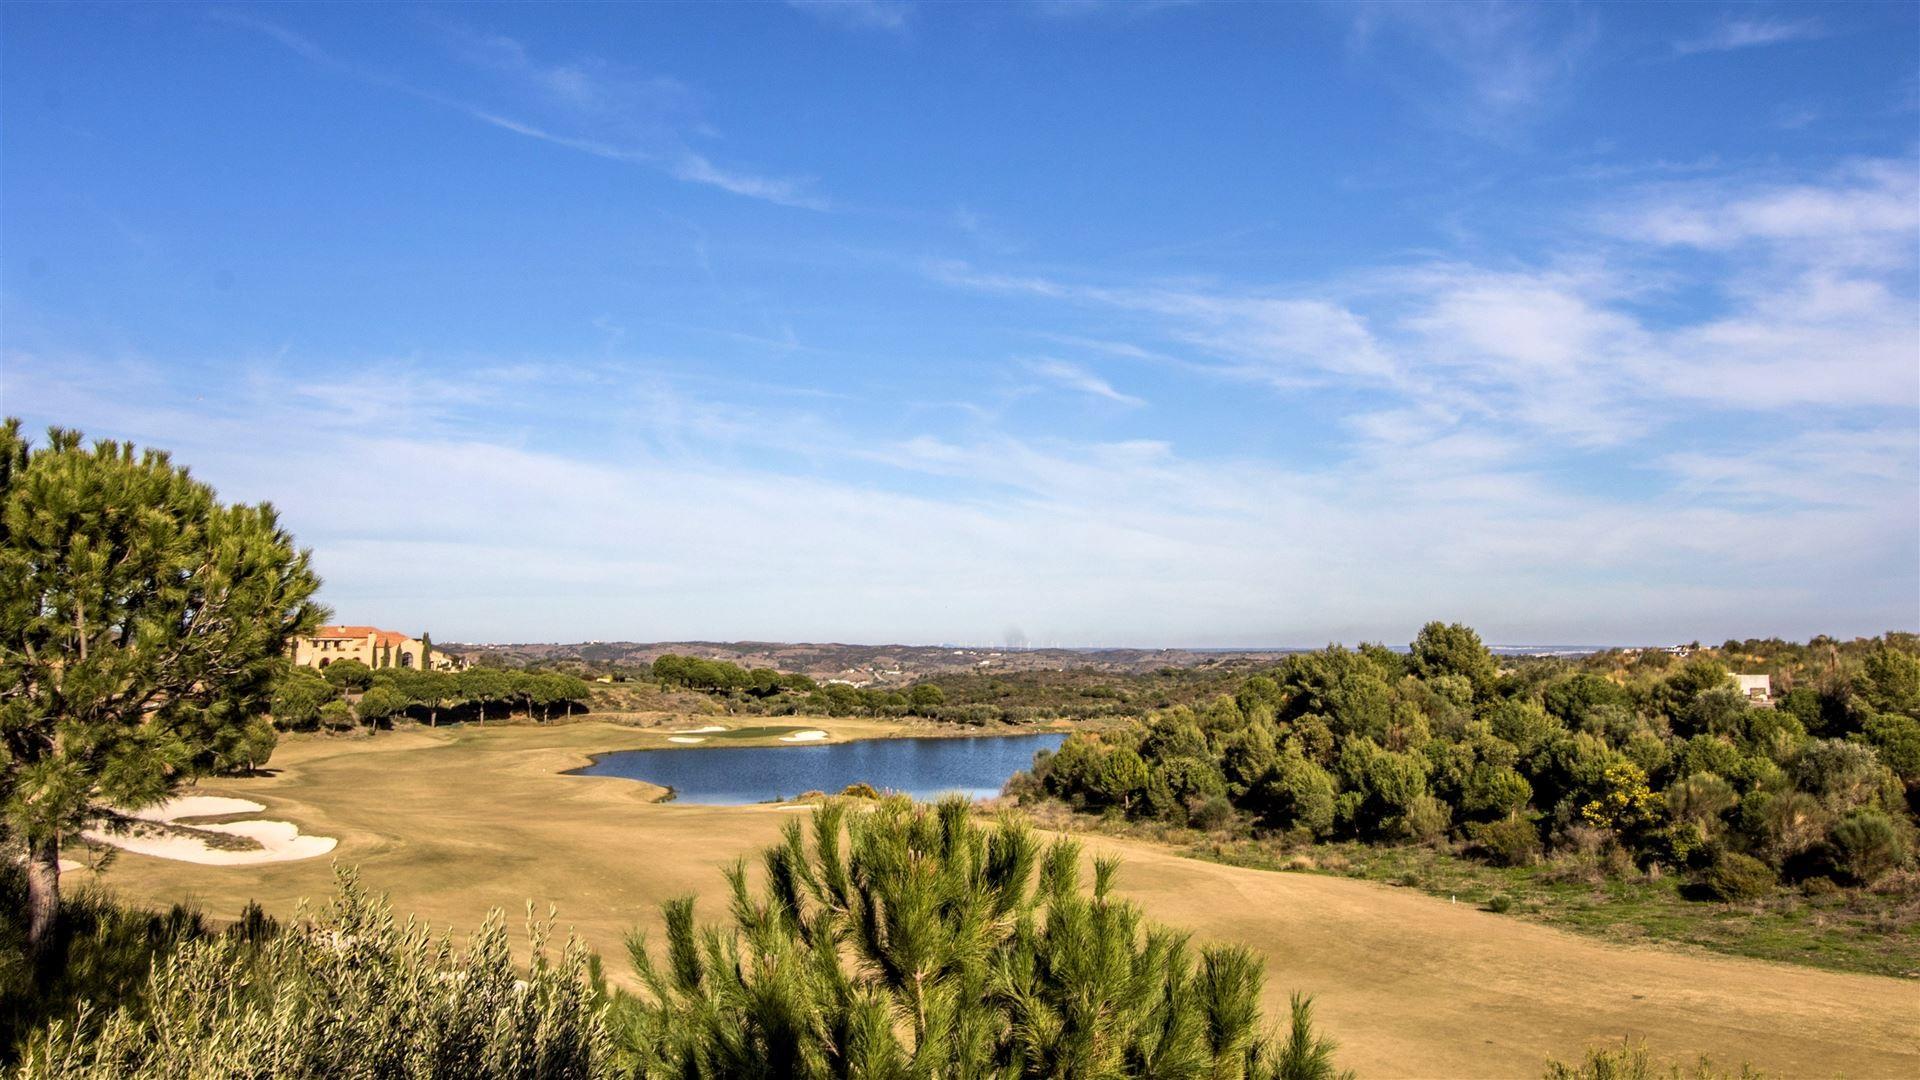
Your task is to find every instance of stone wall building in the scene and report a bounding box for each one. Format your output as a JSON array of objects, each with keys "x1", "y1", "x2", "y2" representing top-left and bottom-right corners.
[
  {"x1": 292, "y1": 625, "x2": 467, "y2": 673},
  {"x1": 1730, "y1": 672, "x2": 1772, "y2": 706}
]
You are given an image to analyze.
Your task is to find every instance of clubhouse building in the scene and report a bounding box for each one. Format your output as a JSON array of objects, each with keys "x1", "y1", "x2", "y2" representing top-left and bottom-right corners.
[{"x1": 291, "y1": 625, "x2": 467, "y2": 673}]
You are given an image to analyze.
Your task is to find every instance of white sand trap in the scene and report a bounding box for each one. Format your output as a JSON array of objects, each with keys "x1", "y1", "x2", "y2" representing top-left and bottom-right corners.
[
  {"x1": 671, "y1": 725, "x2": 728, "y2": 734},
  {"x1": 127, "y1": 796, "x2": 265, "y2": 821},
  {"x1": 780, "y1": 730, "x2": 830, "y2": 743},
  {"x1": 667, "y1": 736, "x2": 707, "y2": 744},
  {"x1": 84, "y1": 795, "x2": 336, "y2": 866}
]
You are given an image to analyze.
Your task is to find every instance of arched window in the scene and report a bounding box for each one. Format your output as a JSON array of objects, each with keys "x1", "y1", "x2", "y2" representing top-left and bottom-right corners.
[
  {"x1": 399, "y1": 651, "x2": 414, "y2": 669},
  {"x1": 319, "y1": 658, "x2": 331, "y2": 668}
]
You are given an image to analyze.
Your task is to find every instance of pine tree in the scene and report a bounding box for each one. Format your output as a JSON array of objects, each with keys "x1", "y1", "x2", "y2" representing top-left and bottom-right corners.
[
  {"x1": 617, "y1": 796, "x2": 1348, "y2": 1079},
  {"x1": 420, "y1": 631, "x2": 434, "y2": 672},
  {"x1": 0, "y1": 422, "x2": 323, "y2": 946}
]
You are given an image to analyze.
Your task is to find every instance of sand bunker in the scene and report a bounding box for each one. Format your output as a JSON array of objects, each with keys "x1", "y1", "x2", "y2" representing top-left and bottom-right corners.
[
  {"x1": 670, "y1": 725, "x2": 728, "y2": 734},
  {"x1": 127, "y1": 796, "x2": 264, "y2": 822},
  {"x1": 667, "y1": 736, "x2": 707, "y2": 744},
  {"x1": 84, "y1": 795, "x2": 337, "y2": 866},
  {"x1": 780, "y1": 730, "x2": 830, "y2": 743}
]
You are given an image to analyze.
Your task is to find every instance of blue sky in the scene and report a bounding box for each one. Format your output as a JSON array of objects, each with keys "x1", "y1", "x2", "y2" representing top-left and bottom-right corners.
[{"x1": 4, "y1": 1, "x2": 1917, "y2": 647}]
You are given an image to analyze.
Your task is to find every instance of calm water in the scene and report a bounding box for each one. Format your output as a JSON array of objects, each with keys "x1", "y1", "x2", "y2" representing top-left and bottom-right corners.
[{"x1": 574, "y1": 733, "x2": 1066, "y2": 804}]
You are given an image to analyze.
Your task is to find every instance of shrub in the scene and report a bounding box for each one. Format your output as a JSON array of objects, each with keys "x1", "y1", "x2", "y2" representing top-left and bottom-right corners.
[
  {"x1": 15, "y1": 870, "x2": 610, "y2": 1078},
  {"x1": 1544, "y1": 1039, "x2": 1761, "y2": 1079},
  {"x1": 838, "y1": 781, "x2": 881, "y2": 800},
  {"x1": 1254, "y1": 755, "x2": 1338, "y2": 837},
  {"x1": 1188, "y1": 793, "x2": 1236, "y2": 832},
  {"x1": 1703, "y1": 851, "x2": 1776, "y2": 902},
  {"x1": 1859, "y1": 713, "x2": 1920, "y2": 786},
  {"x1": 1792, "y1": 739, "x2": 1887, "y2": 813},
  {"x1": 1829, "y1": 809, "x2": 1907, "y2": 885},
  {"x1": 1486, "y1": 894, "x2": 1514, "y2": 914},
  {"x1": 1470, "y1": 815, "x2": 1543, "y2": 867},
  {"x1": 1401, "y1": 793, "x2": 1451, "y2": 844},
  {"x1": 318, "y1": 699, "x2": 355, "y2": 733},
  {"x1": 1461, "y1": 763, "x2": 1533, "y2": 821}
]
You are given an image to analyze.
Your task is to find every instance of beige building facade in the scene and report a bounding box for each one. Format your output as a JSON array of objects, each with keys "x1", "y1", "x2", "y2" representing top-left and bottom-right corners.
[
  {"x1": 292, "y1": 625, "x2": 467, "y2": 673},
  {"x1": 1730, "y1": 672, "x2": 1772, "y2": 706}
]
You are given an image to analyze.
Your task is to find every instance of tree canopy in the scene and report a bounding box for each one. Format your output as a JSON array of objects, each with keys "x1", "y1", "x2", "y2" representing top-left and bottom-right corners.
[
  {"x1": 0, "y1": 421, "x2": 323, "y2": 945},
  {"x1": 617, "y1": 796, "x2": 1347, "y2": 1079},
  {"x1": 1032, "y1": 626, "x2": 1920, "y2": 901}
]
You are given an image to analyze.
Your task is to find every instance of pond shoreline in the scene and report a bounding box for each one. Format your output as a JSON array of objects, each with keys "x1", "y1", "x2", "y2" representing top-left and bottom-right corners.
[
  {"x1": 569, "y1": 729, "x2": 1067, "y2": 806},
  {"x1": 560, "y1": 718, "x2": 1067, "y2": 771}
]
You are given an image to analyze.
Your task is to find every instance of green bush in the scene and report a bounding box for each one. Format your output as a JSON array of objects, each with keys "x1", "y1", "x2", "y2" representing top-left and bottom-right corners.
[
  {"x1": 318, "y1": 699, "x2": 355, "y2": 733},
  {"x1": 0, "y1": 869, "x2": 259, "y2": 1067},
  {"x1": 1254, "y1": 755, "x2": 1338, "y2": 837},
  {"x1": 1702, "y1": 851, "x2": 1776, "y2": 902},
  {"x1": 16, "y1": 870, "x2": 609, "y2": 1079},
  {"x1": 1188, "y1": 793, "x2": 1237, "y2": 832},
  {"x1": 1401, "y1": 793, "x2": 1452, "y2": 844},
  {"x1": 1469, "y1": 815, "x2": 1543, "y2": 867},
  {"x1": 1829, "y1": 809, "x2": 1907, "y2": 885}
]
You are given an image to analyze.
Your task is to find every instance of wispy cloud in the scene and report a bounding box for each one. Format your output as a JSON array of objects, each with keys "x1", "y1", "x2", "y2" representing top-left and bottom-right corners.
[
  {"x1": 213, "y1": 12, "x2": 827, "y2": 209},
  {"x1": 940, "y1": 159, "x2": 1920, "y2": 453},
  {"x1": 1674, "y1": 16, "x2": 1825, "y2": 56},
  {"x1": 1341, "y1": 1, "x2": 1597, "y2": 138},
  {"x1": 787, "y1": 0, "x2": 913, "y2": 33},
  {"x1": 1026, "y1": 358, "x2": 1145, "y2": 406},
  {"x1": 12, "y1": 345, "x2": 1910, "y2": 644}
]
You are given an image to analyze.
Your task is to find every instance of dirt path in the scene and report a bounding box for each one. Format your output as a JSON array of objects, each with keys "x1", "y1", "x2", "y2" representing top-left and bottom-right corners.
[{"x1": 74, "y1": 723, "x2": 1920, "y2": 1077}]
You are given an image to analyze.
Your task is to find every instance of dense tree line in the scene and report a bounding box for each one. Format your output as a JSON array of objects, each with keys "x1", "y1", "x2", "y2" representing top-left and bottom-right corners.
[
  {"x1": 644, "y1": 653, "x2": 955, "y2": 719},
  {"x1": 650, "y1": 653, "x2": 817, "y2": 696},
  {"x1": 1030, "y1": 623, "x2": 1918, "y2": 901},
  {"x1": 270, "y1": 661, "x2": 594, "y2": 731}
]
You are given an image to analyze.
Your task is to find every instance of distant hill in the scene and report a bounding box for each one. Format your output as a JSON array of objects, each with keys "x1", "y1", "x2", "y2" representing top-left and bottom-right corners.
[{"x1": 440, "y1": 640, "x2": 1304, "y2": 687}]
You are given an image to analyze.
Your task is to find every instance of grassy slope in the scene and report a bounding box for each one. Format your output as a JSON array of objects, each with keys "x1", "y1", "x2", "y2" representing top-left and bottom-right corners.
[
  {"x1": 1181, "y1": 836, "x2": 1920, "y2": 979},
  {"x1": 67, "y1": 722, "x2": 1920, "y2": 1078}
]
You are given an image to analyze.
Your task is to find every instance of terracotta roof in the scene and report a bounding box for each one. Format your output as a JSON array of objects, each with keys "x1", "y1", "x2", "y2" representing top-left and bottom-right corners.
[{"x1": 313, "y1": 625, "x2": 414, "y2": 645}]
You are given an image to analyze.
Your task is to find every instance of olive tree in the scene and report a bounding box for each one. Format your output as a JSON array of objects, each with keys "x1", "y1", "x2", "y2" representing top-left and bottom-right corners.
[{"x1": 0, "y1": 422, "x2": 322, "y2": 946}]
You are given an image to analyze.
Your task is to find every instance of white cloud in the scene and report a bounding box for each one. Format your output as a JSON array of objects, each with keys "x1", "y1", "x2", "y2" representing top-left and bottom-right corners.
[
  {"x1": 8, "y1": 344, "x2": 1914, "y2": 646},
  {"x1": 1026, "y1": 359, "x2": 1145, "y2": 406},
  {"x1": 944, "y1": 159, "x2": 1920, "y2": 446},
  {"x1": 1662, "y1": 428, "x2": 1917, "y2": 509},
  {"x1": 1674, "y1": 16, "x2": 1825, "y2": 56},
  {"x1": 1341, "y1": 2, "x2": 1597, "y2": 137},
  {"x1": 216, "y1": 13, "x2": 826, "y2": 209},
  {"x1": 1612, "y1": 162, "x2": 1918, "y2": 261}
]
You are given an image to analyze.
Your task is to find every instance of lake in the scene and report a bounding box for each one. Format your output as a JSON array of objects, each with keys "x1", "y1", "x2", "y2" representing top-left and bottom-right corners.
[{"x1": 573, "y1": 732, "x2": 1067, "y2": 804}]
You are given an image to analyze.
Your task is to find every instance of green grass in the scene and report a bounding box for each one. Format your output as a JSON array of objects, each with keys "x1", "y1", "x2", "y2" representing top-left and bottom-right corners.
[
  {"x1": 1187, "y1": 837, "x2": 1920, "y2": 979},
  {"x1": 701, "y1": 725, "x2": 814, "y2": 741}
]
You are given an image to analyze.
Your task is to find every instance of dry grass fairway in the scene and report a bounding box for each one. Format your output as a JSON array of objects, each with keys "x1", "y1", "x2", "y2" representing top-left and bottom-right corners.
[{"x1": 67, "y1": 722, "x2": 1920, "y2": 1078}]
